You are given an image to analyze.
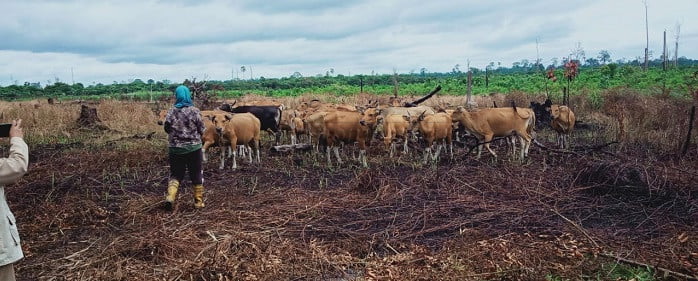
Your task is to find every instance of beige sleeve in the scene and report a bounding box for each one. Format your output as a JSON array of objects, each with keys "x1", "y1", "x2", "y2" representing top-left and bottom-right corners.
[{"x1": 0, "y1": 137, "x2": 29, "y2": 185}]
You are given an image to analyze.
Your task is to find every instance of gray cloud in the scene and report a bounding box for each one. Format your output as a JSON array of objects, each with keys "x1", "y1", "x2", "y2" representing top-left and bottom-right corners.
[{"x1": 1, "y1": 0, "x2": 697, "y2": 85}]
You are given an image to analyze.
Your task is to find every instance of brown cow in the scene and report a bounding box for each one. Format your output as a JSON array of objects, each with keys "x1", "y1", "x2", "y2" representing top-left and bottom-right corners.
[
  {"x1": 411, "y1": 111, "x2": 453, "y2": 163},
  {"x1": 323, "y1": 108, "x2": 379, "y2": 167},
  {"x1": 550, "y1": 105, "x2": 576, "y2": 149},
  {"x1": 209, "y1": 113, "x2": 261, "y2": 169},
  {"x1": 451, "y1": 106, "x2": 535, "y2": 160},
  {"x1": 382, "y1": 114, "x2": 412, "y2": 157}
]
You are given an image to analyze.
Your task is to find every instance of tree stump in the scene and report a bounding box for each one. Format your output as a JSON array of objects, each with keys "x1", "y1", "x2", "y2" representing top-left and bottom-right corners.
[{"x1": 77, "y1": 104, "x2": 106, "y2": 129}]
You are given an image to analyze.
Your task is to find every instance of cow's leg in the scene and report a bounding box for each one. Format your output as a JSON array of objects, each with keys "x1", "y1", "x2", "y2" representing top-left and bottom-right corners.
[
  {"x1": 484, "y1": 135, "x2": 497, "y2": 158},
  {"x1": 326, "y1": 145, "x2": 332, "y2": 166},
  {"x1": 360, "y1": 149, "x2": 367, "y2": 167},
  {"x1": 291, "y1": 133, "x2": 297, "y2": 145},
  {"x1": 219, "y1": 144, "x2": 227, "y2": 170},
  {"x1": 334, "y1": 147, "x2": 343, "y2": 164},
  {"x1": 433, "y1": 143, "x2": 442, "y2": 161},
  {"x1": 449, "y1": 141, "x2": 454, "y2": 159},
  {"x1": 202, "y1": 141, "x2": 214, "y2": 163},
  {"x1": 403, "y1": 137, "x2": 409, "y2": 154},
  {"x1": 423, "y1": 147, "x2": 431, "y2": 163},
  {"x1": 231, "y1": 137, "x2": 238, "y2": 169}
]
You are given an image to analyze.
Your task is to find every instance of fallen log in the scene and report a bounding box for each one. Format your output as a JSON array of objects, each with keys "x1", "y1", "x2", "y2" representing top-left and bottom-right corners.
[
  {"x1": 403, "y1": 85, "x2": 442, "y2": 107},
  {"x1": 270, "y1": 143, "x2": 313, "y2": 154}
]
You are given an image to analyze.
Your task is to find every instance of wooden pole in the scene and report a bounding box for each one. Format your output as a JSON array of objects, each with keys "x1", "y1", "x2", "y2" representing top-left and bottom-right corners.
[
  {"x1": 360, "y1": 77, "x2": 363, "y2": 93},
  {"x1": 681, "y1": 105, "x2": 696, "y2": 156},
  {"x1": 663, "y1": 30, "x2": 667, "y2": 71},
  {"x1": 644, "y1": 1, "x2": 649, "y2": 71}
]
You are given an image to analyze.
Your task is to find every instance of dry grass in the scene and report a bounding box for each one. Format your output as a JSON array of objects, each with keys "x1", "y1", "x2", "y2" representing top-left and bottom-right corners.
[{"x1": 3, "y1": 89, "x2": 697, "y2": 280}]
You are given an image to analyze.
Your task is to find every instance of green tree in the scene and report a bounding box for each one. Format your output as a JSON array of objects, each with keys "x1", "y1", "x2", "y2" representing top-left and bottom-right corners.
[{"x1": 598, "y1": 50, "x2": 611, "y2": 64}]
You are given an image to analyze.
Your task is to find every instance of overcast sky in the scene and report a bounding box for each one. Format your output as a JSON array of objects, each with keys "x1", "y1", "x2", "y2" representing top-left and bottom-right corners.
[{"x1": 1, "y1": 0, "x2": 696, "y2": 86}]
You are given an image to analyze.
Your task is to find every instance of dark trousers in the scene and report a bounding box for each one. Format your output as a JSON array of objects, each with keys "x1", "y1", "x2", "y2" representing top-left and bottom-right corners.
[{"x1": 169, "y1": 149, "x2": 204, "y2": 185}]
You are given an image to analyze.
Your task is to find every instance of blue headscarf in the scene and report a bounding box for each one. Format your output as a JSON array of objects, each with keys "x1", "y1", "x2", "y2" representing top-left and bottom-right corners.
[{"x1": 174, "y1": 85, "x2": 193, "y2": 108}]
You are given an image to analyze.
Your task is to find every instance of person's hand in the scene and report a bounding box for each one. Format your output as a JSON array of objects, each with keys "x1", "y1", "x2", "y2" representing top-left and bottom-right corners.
[{"x1": 9, "y1": 119, "x2": 23, "y2": 139}]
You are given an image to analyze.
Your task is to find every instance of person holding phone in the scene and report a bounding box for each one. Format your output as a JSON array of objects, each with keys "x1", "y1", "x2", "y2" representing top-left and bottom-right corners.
[
  {"x1": 162, "y1": 85, "x2": 206, "y2": 210},
  {"x1": 0, "y1": 119, "x2": 28, "y2": 281}
]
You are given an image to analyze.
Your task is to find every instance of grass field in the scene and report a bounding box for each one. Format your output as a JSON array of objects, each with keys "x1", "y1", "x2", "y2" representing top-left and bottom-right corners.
[{"x1": 0, "y1": 88, "x2": 696, "y2": 280}]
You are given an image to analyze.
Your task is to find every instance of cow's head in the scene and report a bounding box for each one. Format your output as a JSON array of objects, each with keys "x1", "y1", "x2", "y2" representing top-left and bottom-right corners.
[
  {"x1": 219, "y1": 101, "x2": 235, "y2": 112},
  {"x1": 358, "y1": 107, "x2": 379, "y2": 128},
  {"x1": 550, "y1": 105, "x2": 564, "y2": 119},
  {"x1": 210, "y1": 113, "x2": 233, "y2": 135},
  {"x1": 157, "y1": 110, "x2": 168, "y2": 125}
]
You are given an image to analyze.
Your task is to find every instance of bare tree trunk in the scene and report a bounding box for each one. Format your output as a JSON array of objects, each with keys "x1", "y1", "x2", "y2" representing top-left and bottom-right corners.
[
  {"x1": 663, "y1": 30, "x2": 667, "y2": 71},
  {"x1": 392, "y1": 70, "x2": 399, "y2": 97},
  {"x1": 675, "y1": 22, "x2": 681, "y2": 68},
  {"x1": 644, "y1": 1, "x2": 649, "y2": 71}
]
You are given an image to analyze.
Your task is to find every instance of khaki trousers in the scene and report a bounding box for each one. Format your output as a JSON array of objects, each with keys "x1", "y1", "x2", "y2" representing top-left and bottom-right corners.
[{"x1": 0, "y1": 263, "x2": 16, "y2": 281}]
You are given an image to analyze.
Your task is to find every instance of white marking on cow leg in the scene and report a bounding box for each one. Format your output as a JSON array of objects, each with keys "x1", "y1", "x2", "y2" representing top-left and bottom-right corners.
[
  {"x1": 403, "y1": 139, "x2": 409, "y2": 154},
  {"x1": 219, "y1": 146, "x2": 226, "y2": 170},
  {"x1": 326, "y1": 146, "x2": 332, "y2": 166},
  {"x1": 203, "y1": 148, "x2": 208, "y2": 163},
  {"x1": 423, "y1": 147, "x2": 431, "y2": 163},
  {"x1": 389, "y1": 143, "x2": 395, "y2": 158},
  {"x1": 476, "y1": 145, "x2": 483, "y2": 159},
  {"x1": 247, "y1": 145, "x2": 253, "y2": 163},
  {"x1": 519, "y1": 136, "x2": 526, "y2": 162},
  {"x1": 256, "y1": 145, "x2": 260, "y2": 163},
  {"x1": 360, "y1": 150, "x2": 367, "y2": 167},
  {"x1": 291, "y1": 134, "x2": 297, "y2": 145},
  {"x1": 334, "y1": 147, "x2": 343, "y2": 164},
  {"x1": 449, "y1": 142, "x2": 454, "y2": 159},
  {"x1": 232, "y1": 148, "x2": 238, "y2": 169},
  {"x1": 434, "y1": 144, "x2": 442, "y2": 161}
]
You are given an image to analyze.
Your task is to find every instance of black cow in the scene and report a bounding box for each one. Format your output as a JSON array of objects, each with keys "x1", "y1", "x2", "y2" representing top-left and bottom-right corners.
[
  {"x1": 219, "y1": 103, "x2": 283, "y2": 144},
  {"x1": 530, "y1": 99, "x2": 553, "y2": 129}
]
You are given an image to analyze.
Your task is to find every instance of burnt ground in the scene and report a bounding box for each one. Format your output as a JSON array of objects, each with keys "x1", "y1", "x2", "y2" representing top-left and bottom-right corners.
[{"x1": 6, "y1": 129, "x2": 698, "y2": 281}]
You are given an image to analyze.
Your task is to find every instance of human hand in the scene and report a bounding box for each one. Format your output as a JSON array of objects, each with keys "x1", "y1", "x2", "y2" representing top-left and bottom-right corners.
[{"x1": 9, "y1": 119, "x2": 23, "y2": 139}]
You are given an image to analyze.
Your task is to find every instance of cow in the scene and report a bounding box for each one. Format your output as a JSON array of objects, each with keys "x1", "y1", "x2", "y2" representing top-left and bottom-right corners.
[
  {"x1": 451, "y1": 106, "x2": 535, "y2": 160},
  {"x1": 382, "y1": 114, "x2": 412, "y2": 157},
  {"x1": 292, "y1": 116, "x2": 307, "y2": 143},
  {"x1": 550, "y1": 105, "x2": 576, "y2": 149},
  {"x1": 530, "y1": 99, "x2": 553, "y2": 129},
  {"x1": 411, "y1": 111, "x2": 453, "y2": 163},
  {"x1": 209, "y1": 112, "x2": 261, "y2": 170},
  {"x1": 304, "y1": 111, "x2": 329, "y2": 152},
  {"x1": 219, "y1": 103, "x2": 282, "y2": 144},
  {"x1": 280, "y1": 109, "x2": 301, "y2": 144},
  {"x1": 296, "y1": 100, "x2": 357, "y2": 114},
  {"x1": 323, "y1": 108, "x2": 380, "y2": 167}
]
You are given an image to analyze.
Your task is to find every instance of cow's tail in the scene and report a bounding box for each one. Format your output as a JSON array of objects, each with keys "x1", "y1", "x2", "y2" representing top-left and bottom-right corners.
[{"x1": 511, "y1": 102, "x2": 531, "y2": 120}]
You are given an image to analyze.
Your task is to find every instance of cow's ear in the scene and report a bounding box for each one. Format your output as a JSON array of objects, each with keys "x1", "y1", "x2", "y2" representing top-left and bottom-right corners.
[
  {"x1": 225, "y1": 114, "x2": 233, "y2": 121},
  {"x1": 402, "y1": 115, "x2": 410, "y2": 122},
  {"x1": 210, "y1": 115, "x2": 216, "y2": 122},
  {"x1": 357, "y1": 106, "x2": 365, "y2": 114}
]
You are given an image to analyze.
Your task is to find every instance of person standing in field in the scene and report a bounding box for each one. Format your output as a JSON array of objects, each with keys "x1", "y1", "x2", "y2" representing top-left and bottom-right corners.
[
  {"x1": 0, "y1": 119, "x2": 29, "y2": 281},
  {"x1": 163, "y1": 85, "x2": 206, "y2": 210}
]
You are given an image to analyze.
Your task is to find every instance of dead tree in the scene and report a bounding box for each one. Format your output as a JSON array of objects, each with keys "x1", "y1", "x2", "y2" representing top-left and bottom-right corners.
[
  {"x1": 403, "y1": 85, "x2": 442, "y2": 107},
  {"x1": 77, "y1": 104, "x2": 108, "y2": 130}
]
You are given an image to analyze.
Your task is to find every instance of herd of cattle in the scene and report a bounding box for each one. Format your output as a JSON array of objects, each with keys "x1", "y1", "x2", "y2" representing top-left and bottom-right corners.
[{"x1": 157, "y1": 99, "x2": 576, "y2": 169}]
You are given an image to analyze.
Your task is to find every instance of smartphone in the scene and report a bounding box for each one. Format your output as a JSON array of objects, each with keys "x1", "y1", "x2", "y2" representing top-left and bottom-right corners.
[{"x1": 0, "y1": 123, "x2": 12, "y2": 138}]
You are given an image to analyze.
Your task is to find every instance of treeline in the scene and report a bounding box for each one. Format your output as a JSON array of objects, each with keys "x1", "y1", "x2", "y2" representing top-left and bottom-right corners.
[{"x1": 2, "y1": 57, "x2": 698, "y2": 100}]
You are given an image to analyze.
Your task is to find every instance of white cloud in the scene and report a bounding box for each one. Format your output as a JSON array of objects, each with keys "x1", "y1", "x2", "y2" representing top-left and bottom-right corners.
[{"x1": 1, "y1": 0, "x2": 697, "y2": 85}]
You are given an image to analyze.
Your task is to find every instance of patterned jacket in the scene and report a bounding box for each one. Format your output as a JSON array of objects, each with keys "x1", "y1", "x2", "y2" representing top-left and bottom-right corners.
[{"x1": 164, "y1": 106, "x2": 205, "y2": 148}]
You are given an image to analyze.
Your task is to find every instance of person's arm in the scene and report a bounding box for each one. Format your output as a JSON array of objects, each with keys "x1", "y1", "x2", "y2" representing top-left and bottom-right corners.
[
  {"x1": 194, "y1": 110, "x2": 205, "y2": 136},
  {"x1": 163, "y1": 109, "x2": 173, "y2": 134},
  {"x1": 0, "y1": 120, "x2": 28, "y2": 185}
]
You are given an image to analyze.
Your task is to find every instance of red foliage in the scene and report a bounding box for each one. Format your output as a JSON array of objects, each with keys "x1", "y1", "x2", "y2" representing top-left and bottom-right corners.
[{"x1": 564, "y1": 60, "x2": 579, "y2": 81}]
